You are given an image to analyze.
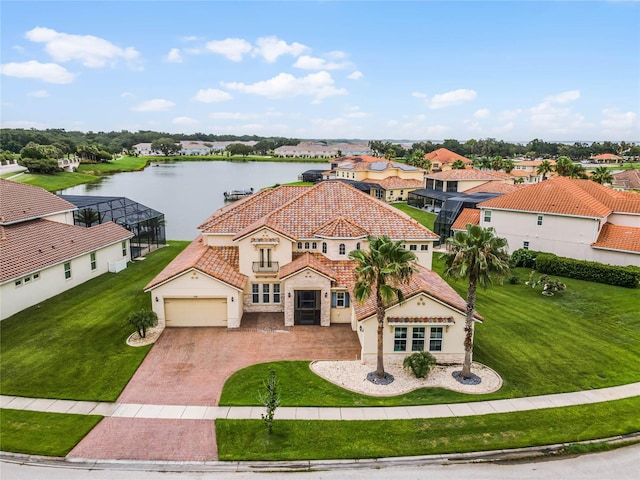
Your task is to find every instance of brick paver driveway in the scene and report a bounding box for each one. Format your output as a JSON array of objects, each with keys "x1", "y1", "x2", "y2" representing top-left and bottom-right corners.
[{"x1": 69, "y1": 313, "x2": 360, "y2": 461}]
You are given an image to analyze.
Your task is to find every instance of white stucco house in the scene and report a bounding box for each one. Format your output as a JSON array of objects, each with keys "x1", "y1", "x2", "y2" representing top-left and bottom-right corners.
[
  {"x1": 0, "y1": 179, "x2": 134, "y2": 320},
  {"x1": 476, "y1": 177, "x2": 640, "y2": 267},
  {"x1": 145, "y1": 181, "x2": 482, "y2": 363}
]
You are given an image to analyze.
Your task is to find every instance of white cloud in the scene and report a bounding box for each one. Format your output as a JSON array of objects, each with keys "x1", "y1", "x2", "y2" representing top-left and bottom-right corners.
[
  {"x1": 347, "y1": 71, "x2": 363, "y2": 80},
  {"x1": 28, "y1": 89, "x2": 49, "y2": 97},
  {"x1": 172, "y1": 116, "x2": 199, "y2": 127},
  {"x1": 181, "y1": 36, "x2": 198, "y2": 42},
  {"x1": 1, "y1": 120, "x2": 47, "y2": 129},
  {"x1": 209, "y1": 111, "x2": 283, "y2": 120},
  {"x1": 544, "y1": 90, "x2": 580, "y2": 104},
  {"x1": 12, "y1": 45, "x2": 25, "y2": 53},
  {"x1": 600, "y1": 108, "x2": 638, "y2": 136},
  {"x1": 325, "y1": 50, "x2": 347, "y2": 60},
  {"x1": 121, "y1": 91, "x2": 135, "y2": 98},
  {"x1": 131, "y1": 98, "x2": 175, "y2": 112},
  {"x1": 343, "y1": 105, "x2": 368, "y2": 119},
  {"x1": 192, "y1": 88, "x2": 233, "y2": 103},
  {"x1": 252, "y1": 36, "x2": 309, "y2": 63},
  {"x1": 412, "y1": 91, "x2": 427, "y2": 99},
  {"x1": 206, "y1": 38, "x2": 252, "y2": 62},
  {"x1": 499, "y1": 109, "x2": 522, "y2": 121},
  {"x1": 25, "y1": 27, "x2": 139, "y2": 68},
  {"x1": 221, "y1": 71, "x2": 347, "y2": 103},
  {"x1": 293, "y1": 55, "x2": 350, "y2": 71},
  {"x1": 423, "y1": 125, "x2": 450, "y2": 136},
  {"x1": 427, "y1": 89, "x2": 477, "y2": 109},
  {"x1": 493, "y1": 122, "x2": 514, "y2": 134},
  {"x1": 0, "y1": 60, "x2": 75, "y2": 83},
  {"x1": 166, "y1": 48, "x2": 182, "y2": 63},
  {"x1": 474, "y1": 108, "x2": 490, "y2": 119}
]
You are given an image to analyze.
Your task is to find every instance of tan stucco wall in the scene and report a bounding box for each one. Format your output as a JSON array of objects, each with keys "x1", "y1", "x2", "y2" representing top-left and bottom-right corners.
[
  {"x1": 591, "y1": 249, "x2": 640, "y2": 267},
  {"x1": 457, "y1": 179, "x2": 495, "y2": 192},
  {"x1": 282, "y1": 269, "x2": 331, "y2": 326},
  {"x1": 607, "y1": 213, "x2": 640, "y2": 228},
  {"x1": 237, "y1": 229, "x2": 293, "y2": 279},
  {"x1": 149, "y1": 269, "x2": 242, "y2": 328},
  {"x1": 359, "y1": 294, "x2": 468, "y2": 364},
  {"x1": 1, "y1": 241, "x2": 129, "y2": 320},
  {"x1": 43, "y1": 211, "x2": 75, "y2": 225},
  {"x1": 330, "y1": 302, "x2": 354, "y2": 324},
  {"x1": 202, "y1": 233, "x2": 235, "y2": 247}
]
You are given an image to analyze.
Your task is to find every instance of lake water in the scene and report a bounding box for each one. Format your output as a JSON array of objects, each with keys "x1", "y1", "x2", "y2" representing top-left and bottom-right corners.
[{"x1": 59, "y1": 161, "x2": 327, "y2": 240}]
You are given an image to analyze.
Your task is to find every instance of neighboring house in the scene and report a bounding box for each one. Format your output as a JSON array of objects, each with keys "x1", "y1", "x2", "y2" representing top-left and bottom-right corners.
[
  {"x1": 132, "y1": 140, "x2": 256, "y2": 156},
  {"x1": 477, "y1": 177, "x2": 640, "y2": 267},
  {"x1": 451, "y1": 208, "x2": 481, "y2": 232},
  {"x1": 424, "y1": 148, "x2": 473, "y2": 171},
  {"x1": 612, "y1": 170, "x2": 640, "y2": 191},
  {"x1": 274, "y1": 142, "x2": 372, "y2": 158},
  {"x1": 145, "y1": 181, "x2": 480, "y2": 363},
  {"x1": 591, "y1": 153, "x2": 623, "y2": 164},
  {"x1": 329, "y1": 156, "x2": 426, "y2": 202},
  {"x1": 0, "y1": 179, "x2": 133, "y2": 320},
  {"x1": 511, "y1": 159, "x2": 557, "y2": 183}
]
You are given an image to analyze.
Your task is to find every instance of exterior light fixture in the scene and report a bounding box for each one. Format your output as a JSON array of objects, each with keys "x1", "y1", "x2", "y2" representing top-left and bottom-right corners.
[
  {"x1": 231, "y1": 296, "x2": 234, "y2": 302},
  {"x1": 155, "y1": 296, "x2": 158, "y2": 303},
  {"x1": 288, "y1": 292, "x2": 291, "y2": 298}
]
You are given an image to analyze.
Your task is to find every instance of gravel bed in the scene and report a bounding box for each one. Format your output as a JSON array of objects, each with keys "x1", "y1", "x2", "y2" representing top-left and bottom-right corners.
[{"x1": 311, "y1": 360, "x2": 503, "y2": 396}]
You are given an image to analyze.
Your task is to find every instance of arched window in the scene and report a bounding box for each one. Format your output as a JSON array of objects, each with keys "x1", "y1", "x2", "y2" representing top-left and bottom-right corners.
[
  {"x1": 304, "y1": 242, "x2": 310, "y2": 249},
  {"x1": 322, "y1": 242, "x2": 327, "y2": 254},
  {"x1": 312, "y1": 242, "x2": 317, "y2": 249},
  {"x1": 339, "y1": 243, "x2": 346, "y2": 255},
  {"x1": 356, "y1": 242, "x2": 361, "y2": 250}
]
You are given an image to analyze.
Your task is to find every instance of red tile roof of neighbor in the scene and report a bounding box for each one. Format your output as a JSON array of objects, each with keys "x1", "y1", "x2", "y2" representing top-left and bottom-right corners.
[
  {"x1": 426, "y1": 169, "x2": 512, "y2": 181},
  {"x1": 312, "y1": 216, "x2": 369, "y2": 238},
  {"x1": 592, "y1": 223, "x2": 640, "y2": 253},
  {"x1": 387, "y1": 316, "x2": 455, "y2": 324},
  {"x1": 479, "y1": 177, "x2": 640, "y2": 217},
  {"x1": 464, "y1": 181, "x2": 524, "y2": 194},
  {"x1": 209, "y1": 181, "x2": 438, "y2": 241},
  {"x1": 0, "y1": 219, "x2": 132, "y2": 282},
  {"x1": 334, "y1": 155, "x2": 381, "y2": 163},
  {"x1": 613, "y1": 170, "x2": 640, "y2": 190},
  {"x1": 451, "y1": 208, "x2": 481, "y2": 230},
  {"x1": 145, "y1": 236, "x2": 246, "y2": 290},
  {"x1": 366, "y1": 177, "x2": 424, "y2": 189},
  {"x1": 0, "y1": 179, "x2": 76, "y2": 224},
  {"x1": 424, "y1": 148, "x2": 473, "y2": 164},
  {"x1": 592, "y1": 154, "x2": 623, "y2": 160}
]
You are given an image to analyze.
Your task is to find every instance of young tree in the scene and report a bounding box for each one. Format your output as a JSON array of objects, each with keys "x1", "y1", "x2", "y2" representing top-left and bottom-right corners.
[
  {"x1": 441, "y1": 225, "x2": 510, "y2": 379},
  {"x1": 127, "y1": 309, "x2": 158, "y2": 338},
  {"x1": 349, "y1": 235, "x2": 418, "y2": 382},
  {"x1": 258, "y1": 369, "x2": 281, "y2": 434}
]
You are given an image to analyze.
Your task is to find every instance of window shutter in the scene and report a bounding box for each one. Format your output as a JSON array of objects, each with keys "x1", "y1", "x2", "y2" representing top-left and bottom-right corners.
[
  {"x1": 331, "y1": 293, "x2": 337, "y2": 308},
  {"x1": 345, "y1": 293, "x2": 350, "y2": 307}
]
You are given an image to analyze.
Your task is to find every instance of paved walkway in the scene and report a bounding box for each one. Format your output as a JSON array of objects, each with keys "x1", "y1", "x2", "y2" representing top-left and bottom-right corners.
[{"x1": 3, "y1": 382, "x2": 639, "y2": 421}]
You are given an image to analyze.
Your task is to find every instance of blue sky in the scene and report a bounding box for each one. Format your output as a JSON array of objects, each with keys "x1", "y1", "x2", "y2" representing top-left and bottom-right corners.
[{"x1": 1, "y1": 1, "x2": 639, "y2": 142}]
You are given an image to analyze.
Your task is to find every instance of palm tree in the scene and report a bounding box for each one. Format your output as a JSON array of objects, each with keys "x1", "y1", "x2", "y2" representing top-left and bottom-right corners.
[
  {"x1": 591, "y1": 166, "x2": 614, "y2": 184},
  {"x1": 349, "y1": 235, "x2": 418, "y2": 381},
  {"x1": 451, "y1": 159, "x2": 466, "y2": 170},
  {"x1": 555, "y1": 156, "x2": 574, "y2": 176},
  {"x1": 441, "y1": 225, "x2": 510, "y2": 380},
  {"x1": 502, "y1": 158, "x2": 515, "y2": 174},
  {"x1": 568, "y1": 163, "x2": 588, "y2": 179},
  {"x1": 74, "y1": 208, "x2": 101, "y2": 227},
  {"x1": 536, "y1": 160, "x2": 553, "y2": 181}
]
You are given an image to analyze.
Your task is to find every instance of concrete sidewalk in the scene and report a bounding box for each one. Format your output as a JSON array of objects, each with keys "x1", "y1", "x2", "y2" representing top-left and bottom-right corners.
[{"x1": 2, "y1": 381, "x2": 639, "y2": 421}]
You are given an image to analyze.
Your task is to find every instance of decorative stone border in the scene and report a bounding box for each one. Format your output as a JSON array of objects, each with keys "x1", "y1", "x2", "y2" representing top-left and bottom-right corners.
[{"x1": 126, "y1": 326, "x2": 164, "y2": 347}]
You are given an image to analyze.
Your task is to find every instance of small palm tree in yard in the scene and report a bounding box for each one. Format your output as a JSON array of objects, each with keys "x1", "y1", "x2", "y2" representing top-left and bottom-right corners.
[
  {"x1": 591, "y1": 166, "x2": 614, "y2": 185},
  {"x1": 127, "y1": 309, "x2": 158, "y2": 338},
  {"x1": 350, "y1": 235, "x2": 418, "y2": 383},
  {"x1": 441, "y1": 225, "x2": 510, "y2": 381}
]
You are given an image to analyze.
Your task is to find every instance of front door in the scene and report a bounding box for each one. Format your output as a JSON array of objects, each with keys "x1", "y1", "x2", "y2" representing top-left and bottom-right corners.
[{"x1": 294, "y1": 290, "x2": 321, "y2": 325}]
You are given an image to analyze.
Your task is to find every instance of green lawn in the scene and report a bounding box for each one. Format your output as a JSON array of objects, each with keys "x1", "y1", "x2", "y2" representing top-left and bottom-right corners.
[
  {"x1": 0, "y1": 409, "x2": 102, "y2": 457},
  {"x1": 220, "y1": 262, "x2": 640, "y2": 406},
  {"x1": 0, "y1": 242, "x2": 190, "y2": 401},
  {"x1": 12, "y1": 171, "x2": 100, "y2": 191},
  {"x1": 391, "y1": 202, "x2": 437, "y2": 231},
  {"x1": 216, "y1": 396, "x2": 640, "y2": 460},
  {"x1": 77, "y1": 155, "x2": 148, "y2": 174}
]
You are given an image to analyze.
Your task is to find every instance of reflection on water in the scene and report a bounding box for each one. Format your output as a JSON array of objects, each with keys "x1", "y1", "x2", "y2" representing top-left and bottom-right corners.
[{"x1": 59, "y1": 161, "x2": 327, "y2": 240}]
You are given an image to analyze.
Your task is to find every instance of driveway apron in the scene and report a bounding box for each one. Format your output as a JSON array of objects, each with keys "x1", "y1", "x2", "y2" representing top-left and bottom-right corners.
[{"x1": 70, "y1": 315, "x2": 361, "y2": 461}]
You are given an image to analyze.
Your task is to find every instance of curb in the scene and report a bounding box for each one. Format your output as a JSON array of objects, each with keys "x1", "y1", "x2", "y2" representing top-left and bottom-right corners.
[{"x1": 2, "y1": 432, "x2": 639, "y2": 473}]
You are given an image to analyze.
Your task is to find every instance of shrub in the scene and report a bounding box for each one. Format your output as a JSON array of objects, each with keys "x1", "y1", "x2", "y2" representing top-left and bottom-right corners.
[
  {"x1": 526, "y1": 272, "x2": 566, "y2": 296},
  {"x1": 126, "y1": 309, "x2": 158, "y2": 338},
  {"x1": 18, "y1": 158, "x2": 61, "y2": 174},
  {"x1": 509, "y1": 248, "x2": 538, "y2": 268},
  {"x1": 508, "y1": 275, "x2": 520, "y2": 284},
  {"x1": 403, "y1": 351, "x2": 436, "y2": 378},
  {"x1": 258, "y1": 369, "x2": 280, "y2": 434},
  {"x1": 535, "y1": 253, "x2": 640, "y2": 288}
]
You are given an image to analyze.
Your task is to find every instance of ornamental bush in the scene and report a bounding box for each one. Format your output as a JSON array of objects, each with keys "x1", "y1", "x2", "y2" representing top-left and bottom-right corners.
[
  {"x1": 535, "y1": 253, "x2": 640, "y2": 288},
  {"x1": 403, "y1": 351, "x2": 436, "y2": 379},
  {"x1": 509, "y1": 248, "x2": 539, "y2": 268},
  {"x1": 127, "y1": 309, "x2": 158, "y2": 338}
]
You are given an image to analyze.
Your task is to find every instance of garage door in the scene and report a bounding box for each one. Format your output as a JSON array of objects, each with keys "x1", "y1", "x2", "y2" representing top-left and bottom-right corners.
[{"x1": 164, "y1": 298, "x2": 227, "y2": 327}]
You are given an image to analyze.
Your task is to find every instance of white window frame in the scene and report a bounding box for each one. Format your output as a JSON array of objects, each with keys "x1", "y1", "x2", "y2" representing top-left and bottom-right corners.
[
  {"x1": 483, "y1": 210, "x2": 492, "y2": 223},
  {"x1": 64, "y1": 262, "x2": 72, "y2": 280}
]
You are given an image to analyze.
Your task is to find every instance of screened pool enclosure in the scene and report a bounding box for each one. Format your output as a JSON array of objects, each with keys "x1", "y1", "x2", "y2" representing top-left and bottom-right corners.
[{"x1": 60, "y1": 195, "x2": 166, "y2": 259}]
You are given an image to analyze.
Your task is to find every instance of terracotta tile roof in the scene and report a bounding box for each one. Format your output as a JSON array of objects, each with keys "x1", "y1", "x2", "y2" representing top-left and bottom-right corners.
[
  {"x1": 613, "y1": 170, "x2": 640, "y2": 190},
  {"x1": 478, "y1": 177, "x2": 640, "y2": 217},
  {"x1": 451, "y1": 208, "x2": 481, "y2": 230},
  {"x1": 464, "y1": 181, "x2": 523, "y2": 194},
  {"x1": 426, "y1": 169, "x2": 511, "y2": 181},
  {"x1": 144, "y1": 236, "x2": 247, "y2": 290},
  {"x1": 278, "y1": 252, "x2": 339, "y2": 281},
  {"x1": 311, "y1": 216, "x2": 369, "y2": 238},
  {"x1": 366, "y1": 177, "x2": 424, "y2": 189},
  {"x1": 0, "y1": 179, "x2": 76, "y2": 224},
  {"x1": 354, "y1": 264, "x2": 482, "y2": 322},
  {"x1": 0, "y1": 219, "x2": 132, "y2": 283},
  {"x1": 424, "y1": 148, "x2": 473, "y2": 165},
  {"x1": 592, "y1": 223, "x2": 640, "y2": 253},
  {"x1": 334, "y1": 155, "x2": 381, "y2": 164},
  {"x1": 229, "y1": 181, "x2": 438, "y2": 241},
  {"x1": 592, "y1": 154, "x2": 623, "y2": 160},
  {"x1": 387, "y1": 316, "x2": 455, "y2": 324}
]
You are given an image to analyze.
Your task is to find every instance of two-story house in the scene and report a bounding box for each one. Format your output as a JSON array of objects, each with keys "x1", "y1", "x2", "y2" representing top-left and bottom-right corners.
[
  {"x1": 0, "y1": 179, "x2": 133, "y2": 320},
  {"x1": 424, "y1": 148, "x2": 473, "y2": 171},
  {"x1": 144, "y1": 181, "x2": 481, "y2": 363}
]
